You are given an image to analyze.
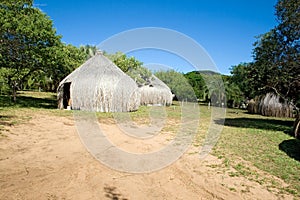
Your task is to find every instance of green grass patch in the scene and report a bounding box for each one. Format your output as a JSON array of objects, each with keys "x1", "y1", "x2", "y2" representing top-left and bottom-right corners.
[
  {"x1": 0, "y1": 91, "x2": 71, "y2": 134},
  {"x1": 213, "y1": 108, "x2": 300, "y2": 197},
  {"x1": 0, "y1": 91, "x2": 57, "y2": 109}
]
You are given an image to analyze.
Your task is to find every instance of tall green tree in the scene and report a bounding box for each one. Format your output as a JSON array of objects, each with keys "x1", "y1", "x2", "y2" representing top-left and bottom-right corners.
[
  {"x1": 230, "y1": 63, "x2": 252, "y2": 98},
  {"x1": 184, "y1": 71, "x2": 206, "y2": 100},
  {"x1": 251, "y1": 1, "x2": 300, "y2": 106},
  {"x1": 250, "y1": 0, "x2": 300, "y2": 137},
  {"x1": 202, "y1": 73, "x2": 226, "y2": 106},
  {"x1": 16, "y1": 44, "x2": 86, "y2": 92},
  {"x1": 222, "y1": 75, "x2": 243, "y2": 107},
  {"x1": 155, "y1": 70, "x2": 196, "y2": 101},
  {"x1": 44, "y1": 44, "x2": 86, "y2": 91},
  {"x1": 0, "y1": 0, "x2": 61, "y2": 100}
]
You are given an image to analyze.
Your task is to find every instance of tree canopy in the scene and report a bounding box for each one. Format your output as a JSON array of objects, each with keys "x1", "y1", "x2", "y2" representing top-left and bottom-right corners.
[
  {"x1": 105, "y1": 52, "x2": 153, "y2": 86},
  {"x1": 155, "y1": 70, "x2": 196, "y2": 101},
  {"x1": 0, "y1": 0, "x2": 61, "y2": 98},
  {"x1": 249, "y1": 0, "x2": 300, "y2": 109},
  {"x1": 230, "y1": 0, "x2": 300, "y2": 137},
  {"x1": 184, "y1": 71, "x2": 206, "y2": 100},
  {"x1": 0, "y1": 1, "x2": 87, "y2": 96}
]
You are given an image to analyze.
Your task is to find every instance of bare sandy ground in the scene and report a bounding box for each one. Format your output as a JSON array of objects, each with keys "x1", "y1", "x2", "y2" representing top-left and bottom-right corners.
[{"x1": 0, "y1": 113, "x2": 294, "y2": 200}]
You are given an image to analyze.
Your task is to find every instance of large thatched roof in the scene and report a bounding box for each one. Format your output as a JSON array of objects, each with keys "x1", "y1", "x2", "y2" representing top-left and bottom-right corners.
[
  {"x1": 139, "y1": 75, "x2": 173, "y2": 106},
  {"x1": 57, "y1": 53, "x2": 140, "y2": 112}
]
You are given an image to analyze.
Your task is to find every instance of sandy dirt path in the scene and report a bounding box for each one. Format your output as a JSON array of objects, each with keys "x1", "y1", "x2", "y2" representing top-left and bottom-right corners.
[{"x1": 0, "y1": 113, "x2": 293, "y2": 200}]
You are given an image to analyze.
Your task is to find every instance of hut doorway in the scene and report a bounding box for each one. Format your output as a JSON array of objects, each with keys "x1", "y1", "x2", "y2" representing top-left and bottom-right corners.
[{"x1": 63, "y1": 82, "x2": 71, "y2": 109}]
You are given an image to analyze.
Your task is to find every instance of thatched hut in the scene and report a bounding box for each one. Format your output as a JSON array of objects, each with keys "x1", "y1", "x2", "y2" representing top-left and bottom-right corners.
[
  {"x1": 57, "y1": 53, "x2": 140, "y2": 112},
  {"x1": 139, "y1": 75, "x2": 173, "y2": 106},
  {"x1": 247, "y1": 93, "x2": 295, "y2": 118}
]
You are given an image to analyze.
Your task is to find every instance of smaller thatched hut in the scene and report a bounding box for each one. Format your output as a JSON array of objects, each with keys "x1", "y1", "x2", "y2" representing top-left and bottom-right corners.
[
  {"x1": 57, "y1": 53, "x2": 140, "y2": 112},
  {"x1": 139, "y1": 75, "x2": 173, "y2": 106},
  {"x1": 247, "y1": 93, "x2": 295, "y2": 118}
]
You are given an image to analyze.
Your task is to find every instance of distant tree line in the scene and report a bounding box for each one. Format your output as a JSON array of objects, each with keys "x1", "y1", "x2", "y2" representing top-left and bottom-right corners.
[{"x1": 155, "y1": 70, "x2": 243, "y2": 107}]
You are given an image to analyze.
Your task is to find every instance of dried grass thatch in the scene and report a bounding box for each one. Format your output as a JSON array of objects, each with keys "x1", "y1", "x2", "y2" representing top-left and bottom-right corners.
[
  {"x1": 247, "y1": 93, "x2": 295, "y2": 118},
  {"x1": 139, "y1": 75, "x2": 173, "y2": 106},
  {"x1": 57, "y1": 53, "x2": 140, "y2": 112}
]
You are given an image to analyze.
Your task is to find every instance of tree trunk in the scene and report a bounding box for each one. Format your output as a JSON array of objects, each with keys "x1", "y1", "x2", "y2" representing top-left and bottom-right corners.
[
  {"x1": 12, "y1": 81, "x2": 17, "y2": 102},
  {"x1": 294, "y1": 112, "x2": 300, "y2": 139}
]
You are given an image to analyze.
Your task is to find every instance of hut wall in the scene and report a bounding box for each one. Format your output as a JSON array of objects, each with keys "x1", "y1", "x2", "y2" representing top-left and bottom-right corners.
[
  {"x1": 139, "y1": 85, "x2": 173, "y2": 106},
  {"x1": 247, "y1": 93, "x2": 295, "y2": 118},
  {"x1": 138, "y1": 75, "x2": 173, "y2": 106}
]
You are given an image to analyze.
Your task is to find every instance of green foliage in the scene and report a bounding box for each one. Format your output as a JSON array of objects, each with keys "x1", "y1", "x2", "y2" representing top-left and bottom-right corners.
[
  {"x1": 105, "y1": 52, "x2": 143, "y2": 73},
  {"x1": 250, "y1": 0, "x2": 300, "y2": 108},
  {"x1": 201, "y1": 73, "x2": 226, "y2": 105},
  {"x1": 79, "y1": 45, "x2": 98, "y2": 60},
  {"x1": 45, "y1": 44, "x2": 86, "y2": 91},
  {"x1": 105, "y1": 52, "x2": 152, "y2": 86},
  {"x1": 0, "y1": 0, "x2": 61, "y2": 98},
  {"x1": 155, "y1": 70, "x2": 196, "y2": 101},
  {"x1": 156, "y1": 70, "x2": 230, "y2": 104},
  {"x1": 222, "y1": 75, "x2": 243, "y2": 107},
  {"x1": 17, "y1": 44, "x2": 86, "y2": 92},
  {"x1": 184, "y1": 71, "x2": 206, "y2": 100},
  {"x1": 230, "y1": 63, "x2": 252, "y2": 98},
  {"x1": 126, "y1": 66, "x2": 152, "y2": 86},
  {"x1": 0, "y1": 68, "x2": 11, "y2": 94}
]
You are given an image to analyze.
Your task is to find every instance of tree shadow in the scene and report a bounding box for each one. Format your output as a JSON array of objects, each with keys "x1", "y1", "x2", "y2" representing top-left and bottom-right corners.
[
  {"x1": 214, "y1": 117, "x2": 294, "y2": 132},
  {"x1": 0, "y1": 115, "x2": 15, "y2": 126},
  {"x1": 279, "y1": 139, "x2": 300, "y2": 162},
  {"x1": 0, "y1": 95, "x2": 57, "y2": 109},
  {"x1": 104, "y1": 186, "x2": 128, "y2": 200}
]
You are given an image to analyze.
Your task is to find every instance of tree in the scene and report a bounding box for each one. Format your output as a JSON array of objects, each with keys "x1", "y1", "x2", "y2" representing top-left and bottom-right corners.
[
  {"x1": 155, "y1": 70, "x2": 196, "y2": 101},
  {"x1": 222, "y1": 75, "x2": 243, "y2": 108},
  {"x1": 230, "y1": 63, "x2": 252, "y2": 98},
  {"x1": 79, "y1": 45, "x2": 98, "y2": 60},
  {"x1": 0, "y1": 0, "x2": 61, "y2": 100},
  {"x1": 184, "y1": 71, "x2": 206, "y2": 100},
  {"x1": 126, "y1": 66, "x2": 152, "y2": 86},
  {"x1": 105, "y1": 52, "x2": 153, "y2": 86},
  {"x1": 105, "y1": 52, "x2": 143, "y2": 73},
  {"x1": 201, "y1": 73, "x2": 226, "y2": 106},
  {"x1": 43, "y1": 44, "x2": 86, "y2": 91},
  {"x1": 250, "y1": 0, "x2": 300, "y2": 138},
  {"x1": 13, "y1": 43, "x2": 87, "y2": 92}
]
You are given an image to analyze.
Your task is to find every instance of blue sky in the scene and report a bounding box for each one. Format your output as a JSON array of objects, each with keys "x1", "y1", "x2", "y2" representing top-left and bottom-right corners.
[{"x1": 35, "y1": 0, "x2": 278, "y2": 74}]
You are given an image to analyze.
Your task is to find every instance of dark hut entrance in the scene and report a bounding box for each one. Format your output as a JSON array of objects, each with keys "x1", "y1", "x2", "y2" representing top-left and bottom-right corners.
[{"x1": 63, "y1": 82, "x2": 71, "y2": 109}]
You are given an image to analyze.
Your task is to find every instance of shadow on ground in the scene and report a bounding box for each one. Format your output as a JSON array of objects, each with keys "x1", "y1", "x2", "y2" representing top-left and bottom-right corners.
[
  {"x1": 0, "y1": 115, "x2": 15, "y2": 126},
  {"x1": 215, "y1": 117, "x2": 294, "y2": 132},
  {"x1": 0, "y1": 94, "x2": 57, "y2": 109},
  {"x1": 104, "y1": 186, "x2": 128, "y2": 200},
  {"x1": 279, "y1": 139, "x2": 300, "y2": 162}
]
